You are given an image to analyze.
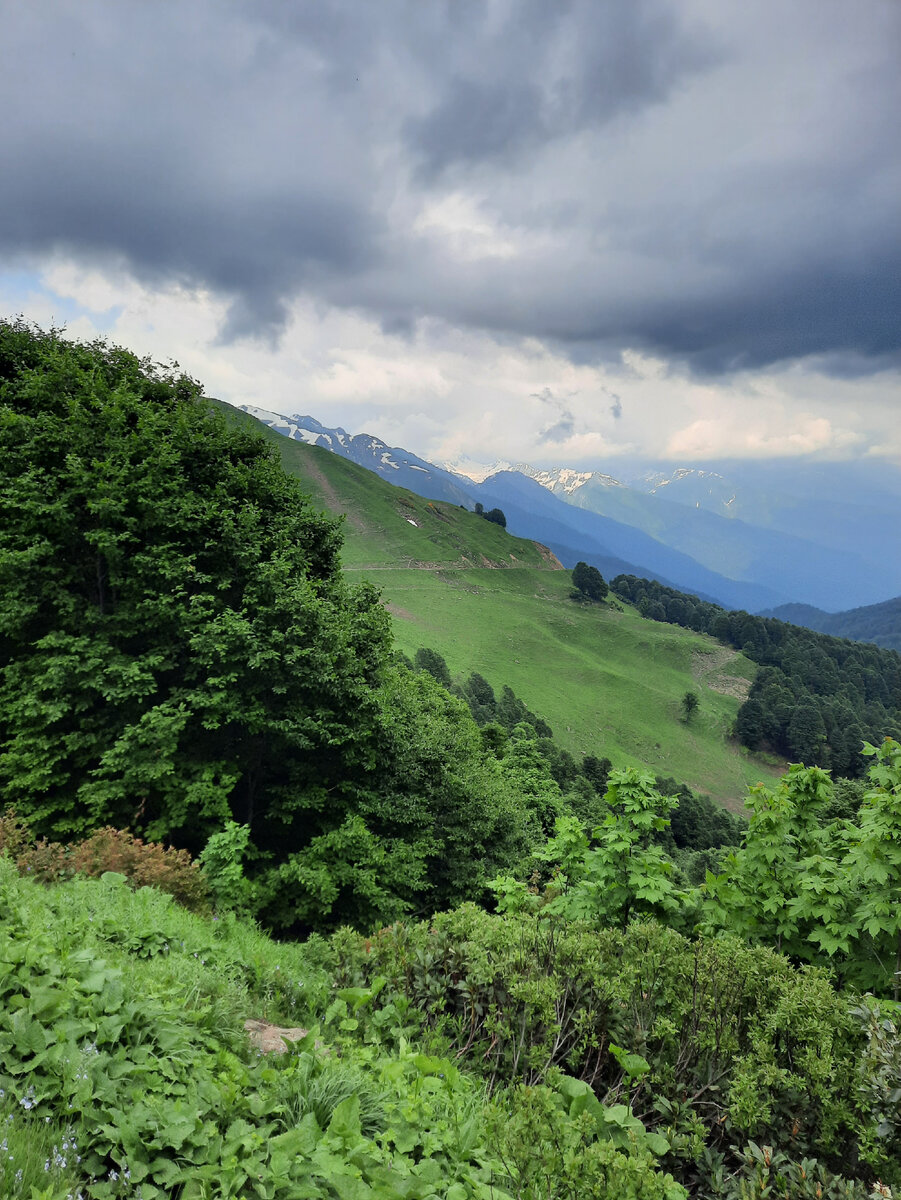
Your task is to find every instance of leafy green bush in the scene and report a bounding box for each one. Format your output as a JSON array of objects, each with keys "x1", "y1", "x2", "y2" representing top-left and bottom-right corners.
[
  {"x1": 489, "y1": 1083, "x2": 685, "y2": 1200},
  {"x1": 336, "y1": 905, "x2": 896, "y2": 1191},
  {"x1": 0, "y1": 861, "x2": 693, "y2": 1199}
]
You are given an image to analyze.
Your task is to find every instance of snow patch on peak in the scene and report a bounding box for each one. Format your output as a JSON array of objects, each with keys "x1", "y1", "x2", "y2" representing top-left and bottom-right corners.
[
  {"x1": 516, "y1": 464, "x2": 624, "y2": 494},
  {"x1": 239, "y1": 403, "x2": 289, "y2": 425},
  {"x1": 646, "y1": 467, "x2": 726, "y2": 491},
  {"x1": 443, "y1": 456, "x2": 511, "y2": 483},
  {"x1": 532, "y1": 468, "x2": 593, "y2": 494}
]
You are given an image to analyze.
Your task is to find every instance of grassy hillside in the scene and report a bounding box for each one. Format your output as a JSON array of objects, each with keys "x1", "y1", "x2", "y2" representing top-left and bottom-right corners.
[
  {"x1": 217, "y1": 400, "x2": 557, "y2": 571},
  {"x1": 218, "y1": 401, "x2": 782, "y2": 806},
  {"x1": 363, "y1": 567, "x2": 771, "y2": 806}
]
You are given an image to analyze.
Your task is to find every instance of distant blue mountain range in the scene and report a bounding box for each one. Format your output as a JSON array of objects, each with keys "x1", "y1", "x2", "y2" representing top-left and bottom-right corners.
[{"x1": 237, "y1": 405, "x2": 901, "y2": 616}]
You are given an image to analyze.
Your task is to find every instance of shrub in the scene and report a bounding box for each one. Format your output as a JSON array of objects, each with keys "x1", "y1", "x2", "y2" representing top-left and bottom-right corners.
[
  {"x1": 334, "y1": 907, "x2": 877, "y2": 1187},
  {"x1": 0, "y1": 811, "x2": 209, "y2": 912}
]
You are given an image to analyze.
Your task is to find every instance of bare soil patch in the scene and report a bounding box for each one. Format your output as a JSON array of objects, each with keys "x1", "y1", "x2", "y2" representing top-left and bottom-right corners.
[
  {"x1": 691, "y1": 647, "x2": 752, "y2": 701},
  {"x1": 302, "y1": 458, "x2": 367, "y2": 533}
]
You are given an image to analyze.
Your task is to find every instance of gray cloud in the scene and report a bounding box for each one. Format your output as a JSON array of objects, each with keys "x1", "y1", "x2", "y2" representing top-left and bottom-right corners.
[
  {"x1": 532, "y1": 387, "x2": 577, "y2": 441},
  {"x1": 1, "y1": 0, "x2": 899, "y2": 376},
  {"x1": 405, "y1": 0, "x2": 716, "y2": 174}
]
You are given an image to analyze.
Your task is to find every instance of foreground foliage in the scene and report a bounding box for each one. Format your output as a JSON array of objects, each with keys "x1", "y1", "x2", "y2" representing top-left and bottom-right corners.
[
  {"x1": 703, "y1": 739, "x2": 901, "y2": 999},
  {"x1": 2, "y1": 826, "x2": 899, "y2": 1196},
  {"x1": 336, "y1": 905, "x2": 900, "y2": 1196},
  {"x1": 0, "y1": 861, "x2": 693, "y2": 1199}
]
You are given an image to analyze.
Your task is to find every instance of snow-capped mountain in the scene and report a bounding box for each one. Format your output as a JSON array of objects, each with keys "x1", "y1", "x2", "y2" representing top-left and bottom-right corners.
[
  {"x1": 509, "y1": 459, "x2": 901, "y2": 612},
  {"x1": 516, "y1": 464, "x2": 626, "y2": 495},
  {"x1": 639, "y1": 468, "x2": 738, "y2": 513},
  {"x1": 442, "y1": 454, "x2": 511, "y2": 483},
  {"x1": 238, "y1": 407, "x2": 474, "y2": 506}
]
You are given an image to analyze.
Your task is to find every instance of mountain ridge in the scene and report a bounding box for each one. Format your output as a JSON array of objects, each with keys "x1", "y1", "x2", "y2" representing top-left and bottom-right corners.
[
  {"x1": 234, "y1": 405, "x2": 901, "y2": 613},
  {"x1": 510, "y1": 462, "x2": 895, "y2": 613},
  {"x1": 760, "y1": 597, "x2": 901, "y2": 653}
]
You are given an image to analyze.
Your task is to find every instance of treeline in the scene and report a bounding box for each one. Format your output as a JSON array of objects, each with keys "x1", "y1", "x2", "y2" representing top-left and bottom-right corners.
[
  {"x1": 406, "y1": 646, "x2": 744, "y2": 884},
  {"x1": 611, "y1": 574, "x2": 901, "y2": 775},
  {"x1": 765, "y1": 597, "x2": 901, "y2": 653},
  {"x1": 808, "y1": 595, "x2": 901, "y2": 652}
]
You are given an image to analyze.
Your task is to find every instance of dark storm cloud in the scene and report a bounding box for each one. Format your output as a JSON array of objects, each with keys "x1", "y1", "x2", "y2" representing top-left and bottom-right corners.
[
  {"x1": 1, "y1": 0, "x2": 899, "y2": 374},
  {"x1": 0, "y1": 0, "x2": 383, "y2": 339},
  {"x1": 406, "y1": 0, "x2": 716, "y2": 173}
]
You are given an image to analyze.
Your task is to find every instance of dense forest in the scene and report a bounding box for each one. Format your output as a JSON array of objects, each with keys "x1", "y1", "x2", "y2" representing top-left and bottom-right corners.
[
  {"x1": 2, "y1": 321, "x2": 900, "y2": 1199},
  {"x1": 611, "y1": 575, "x2": 901, "y2": 776}
]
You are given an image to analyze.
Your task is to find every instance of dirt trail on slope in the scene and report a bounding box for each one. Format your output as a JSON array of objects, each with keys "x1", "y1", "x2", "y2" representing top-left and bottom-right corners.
[
  {"x1": 301, "y1": 458, "x2": 367, "y2": 533},
  {"x1": 691, "y1": 646, "x2": 752, "y2": 701}
]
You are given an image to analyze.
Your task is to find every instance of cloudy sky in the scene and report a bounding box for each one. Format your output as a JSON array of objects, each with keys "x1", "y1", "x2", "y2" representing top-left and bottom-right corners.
[{"x1": 2, "y1": 0, "x2": 899, "y2": 468}]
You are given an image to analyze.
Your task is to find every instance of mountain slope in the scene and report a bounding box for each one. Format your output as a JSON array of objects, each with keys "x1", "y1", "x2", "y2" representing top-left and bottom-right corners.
[
  {"x1": 238, "y1": 407, "x2": 794, "y2": 612},
  {"x1": 476, "y1": 470, "x2": 789, "y2": 611},
  {"x1": 629, "y1": 459, "x2": 901, "y2": 593},
  {"x1": 223, "y1": 404, "x2": 557, "y2": 571},
  {"x1": 516, "y1": 464, "x2": 901, "y2": 612},
  {"x1": 239, "y1": 405, "x2": 475, "y2": 507},
  {"x1": 219, "y1": 401, "x2": 782, "y2": 805}
]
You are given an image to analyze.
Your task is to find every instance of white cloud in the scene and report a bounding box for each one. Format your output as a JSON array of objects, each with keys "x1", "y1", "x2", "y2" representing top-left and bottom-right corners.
[
  {"x1": 667, "y1": 414, "x2": 865, "y2": 459},
  {"x1": 2, "y1": 257, "x2": 899, "y2": 470},
  {"x1": 412, "y1": 192, "x2": 522, "y2": 261}
]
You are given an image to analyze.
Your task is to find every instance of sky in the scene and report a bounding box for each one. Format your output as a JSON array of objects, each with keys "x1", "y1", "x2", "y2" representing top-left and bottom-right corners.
[{"x1": 2, "y1": 0, "x2": 900, "y2": 469}]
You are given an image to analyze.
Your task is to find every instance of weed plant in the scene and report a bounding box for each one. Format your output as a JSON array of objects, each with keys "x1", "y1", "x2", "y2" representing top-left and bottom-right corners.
[{"x1": 0, "y1": 1100, "x2": 83, "y2": 1198}]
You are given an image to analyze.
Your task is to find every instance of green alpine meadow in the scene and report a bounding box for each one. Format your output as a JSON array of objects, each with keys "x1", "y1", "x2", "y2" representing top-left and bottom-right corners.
[{"x1": 2, "y1": 320, "x2": 900, "y2": 1199}]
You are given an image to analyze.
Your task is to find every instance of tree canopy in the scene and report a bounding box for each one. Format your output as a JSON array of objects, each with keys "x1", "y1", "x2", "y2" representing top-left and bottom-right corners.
[
  {"x1": 611, "y1": 573, "x2": 901, "y2": 774},
  {"x1": 0, "y1": 321, "x2": 537, "y2": 930},
  {"x1": 571, "y1": 561, "x2": 608, "y2": 602}
]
